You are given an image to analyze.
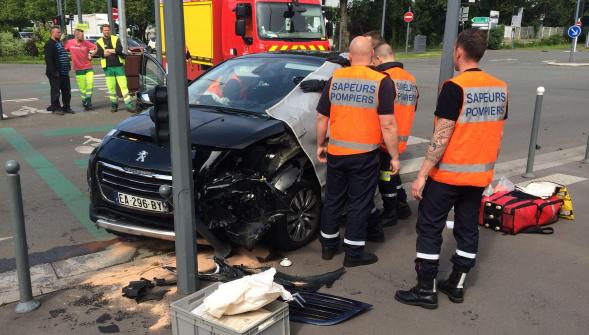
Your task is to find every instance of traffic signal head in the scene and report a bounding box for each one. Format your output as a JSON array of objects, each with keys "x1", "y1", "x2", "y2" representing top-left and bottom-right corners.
[{"x1": 147, "y1": 85, "x2": 170, "y2": 145}]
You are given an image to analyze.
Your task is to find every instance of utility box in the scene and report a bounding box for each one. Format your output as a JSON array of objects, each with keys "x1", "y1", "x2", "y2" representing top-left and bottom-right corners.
[
  {"x1": 413, "y1": 35, "x2": 427, "y2": 53},
  {"x1": 171, "y1": 282, "x2": 290, "y2": 335}
]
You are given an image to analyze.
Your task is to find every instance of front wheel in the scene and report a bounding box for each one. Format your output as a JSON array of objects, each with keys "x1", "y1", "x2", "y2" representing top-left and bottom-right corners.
[{"x1": 265, "y1": 181, "x2": 321, "y2": 250}]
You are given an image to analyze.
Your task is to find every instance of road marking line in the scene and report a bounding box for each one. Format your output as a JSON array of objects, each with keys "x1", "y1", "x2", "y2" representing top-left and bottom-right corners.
[
  {"x1": 407, "y1": 136, "x2": 429, "y2": 145},
  {"x1": 3, "y1": 98, "x2": 39, "y2": 103},
  {"x1": 0, "y1": 128, "x2": 110, "y2": 239},
  {"x1": 488, "y1": 58, "x2": 518, "y2": 62},
  {"x1": 42, "y1": 125, "x2": 116, "y2": 137},
  {"x1": 0, "y1": 237, "x2": 13, "y2": 243}
]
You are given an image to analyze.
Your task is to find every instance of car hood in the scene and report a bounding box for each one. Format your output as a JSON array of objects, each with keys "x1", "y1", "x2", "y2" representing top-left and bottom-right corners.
[{"x1": 116, "y1": 108, "x2": 285, "y2": 149}]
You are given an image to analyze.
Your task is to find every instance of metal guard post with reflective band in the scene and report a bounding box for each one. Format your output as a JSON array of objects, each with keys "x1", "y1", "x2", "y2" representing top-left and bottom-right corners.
[{"x1": 437, "y1": 162, "x2": 495, "y2": 173}]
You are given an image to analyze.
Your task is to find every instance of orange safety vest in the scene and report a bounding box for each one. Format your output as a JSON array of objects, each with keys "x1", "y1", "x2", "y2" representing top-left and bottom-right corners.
[
  {"x1": 381, "y1": 66, "x2": 418, "y2": 154},
  {"x1": 206, "y1": 74, "x2": 244, "y2": 98},
  {"x1": 429, "y1": 70, "x2": 508, "y2": 187},
  {"x1": 327, "y1": 66, "x2": 386, "y2": 156}
]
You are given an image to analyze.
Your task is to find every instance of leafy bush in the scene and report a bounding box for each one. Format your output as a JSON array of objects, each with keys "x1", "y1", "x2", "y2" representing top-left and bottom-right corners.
[
  {"x1": 540, "y1": 34, "x2": 565, "y2": 46},
  {"x1": 33, "y1": 26, "x2": 51, "y2": 56},
  {"x1": 0, "y1": 32, "x2": 25, "y2": 56},
  {"x1": 488, "y1": 25, "x2": 505, "y2": 50},
  {"x1": 24, "y1": 39, "x2": 38, "y2": 56}
]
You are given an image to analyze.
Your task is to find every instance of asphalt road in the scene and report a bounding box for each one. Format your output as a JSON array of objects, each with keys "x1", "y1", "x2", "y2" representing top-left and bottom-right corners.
[{"x1": 0, "y1": 49, "x2": 588, "y2": 268}]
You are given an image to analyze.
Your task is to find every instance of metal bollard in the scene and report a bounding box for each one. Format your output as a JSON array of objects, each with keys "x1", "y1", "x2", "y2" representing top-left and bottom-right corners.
[
  {"x1": 583, "y1": 134, "x2": 589, "y2": 164},
  {"x1": 523, "y1": 87, "x2": 545, "y2": 178},
  {"x1": 5, "y1": 160, "x2": 41, "y2": 313},
  {"x1": 0, "y1": 88, "x2": 4, "y2": 120}
]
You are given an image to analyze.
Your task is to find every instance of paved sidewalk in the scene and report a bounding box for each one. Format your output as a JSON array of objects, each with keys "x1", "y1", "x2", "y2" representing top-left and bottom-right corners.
[{"x1": 1, "y1": 162, "x2": 588, "y2": 334}]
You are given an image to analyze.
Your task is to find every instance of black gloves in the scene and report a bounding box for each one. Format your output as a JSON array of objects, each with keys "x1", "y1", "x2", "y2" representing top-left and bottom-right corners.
[
  {"x1": 300, "y1": 79, "x2": 327, "y2": 93},
  {"x1": 326, "y1": 55, "x2": 350, "y2": 67}
]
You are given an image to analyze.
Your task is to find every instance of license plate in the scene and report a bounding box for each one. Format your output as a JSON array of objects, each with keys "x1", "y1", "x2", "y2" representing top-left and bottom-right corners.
[{"x1": 116, "y1": 192, "x2": 168, "y2": 213}]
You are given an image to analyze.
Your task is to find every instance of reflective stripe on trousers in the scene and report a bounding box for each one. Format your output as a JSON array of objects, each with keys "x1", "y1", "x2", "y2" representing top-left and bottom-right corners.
[{"x1": 329, "y1": 138, "x2": 380, "y2": 152}]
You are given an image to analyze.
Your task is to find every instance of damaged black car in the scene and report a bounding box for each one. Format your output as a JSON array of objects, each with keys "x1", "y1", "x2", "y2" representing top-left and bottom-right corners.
[{"x1": 88, "y1": 53, "x2": 330, "y2": 251}]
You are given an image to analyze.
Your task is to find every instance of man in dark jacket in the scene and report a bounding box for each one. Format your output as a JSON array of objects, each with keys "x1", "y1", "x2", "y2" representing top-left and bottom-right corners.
[{"x1": 44, "y1": 26, "x2": 72, "y2": 115}]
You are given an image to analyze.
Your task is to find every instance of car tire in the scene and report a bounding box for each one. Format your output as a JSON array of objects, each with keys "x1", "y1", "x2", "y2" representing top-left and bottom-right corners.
[{"x1": 265, "y1": 180, "x2": 321, "y2": 251}]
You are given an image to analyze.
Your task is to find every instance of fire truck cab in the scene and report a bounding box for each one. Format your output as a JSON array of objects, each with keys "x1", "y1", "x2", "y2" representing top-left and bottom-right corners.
[{"x1": 160, "y1": 0, "x2": 332, "y2": 79}]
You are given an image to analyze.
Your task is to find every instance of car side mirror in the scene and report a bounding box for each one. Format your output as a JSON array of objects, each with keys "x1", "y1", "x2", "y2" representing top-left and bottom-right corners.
[
  {"x1": 235, "y1": 3, "x2": 251, "y2": 19},
  {"x1": 326, "y1": 22, "x2": 334, "y2": 38},
  {"x1": 235, "y1": 19, "x2": 246, "y2": 37}
]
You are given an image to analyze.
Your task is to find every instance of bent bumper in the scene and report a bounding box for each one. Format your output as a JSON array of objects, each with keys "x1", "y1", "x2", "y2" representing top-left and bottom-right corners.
[{"x1": 96, "y1": 218, "x2": 175, "y2": 241}]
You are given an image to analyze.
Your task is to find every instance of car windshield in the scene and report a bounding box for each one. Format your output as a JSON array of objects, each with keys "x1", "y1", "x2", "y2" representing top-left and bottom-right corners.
[
  {"x1": 256, "y1": 3, "x2": 325, "y2": 40},
  {"x1": 188, "y1": 57, "x2": 322, "y2": 114}
]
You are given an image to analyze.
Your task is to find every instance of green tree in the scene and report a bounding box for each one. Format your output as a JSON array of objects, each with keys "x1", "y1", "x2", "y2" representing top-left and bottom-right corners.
[{"x1": 0, "y1": 0, "x2": 29, "y2": 28}]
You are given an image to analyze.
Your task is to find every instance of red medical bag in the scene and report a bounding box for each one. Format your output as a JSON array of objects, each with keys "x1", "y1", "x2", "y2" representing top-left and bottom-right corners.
[{"x1": 479, "y1": 191, "x2": 563, "y2": 234}]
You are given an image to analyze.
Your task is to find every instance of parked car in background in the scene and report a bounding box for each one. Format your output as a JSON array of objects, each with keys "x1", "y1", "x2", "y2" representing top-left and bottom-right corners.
[
  {"x1": 18, "y1": 31, "x2": 33, "y2": 41},
  {"x1": 88, "y1": 52, "x2": 331, "y2": 252}
]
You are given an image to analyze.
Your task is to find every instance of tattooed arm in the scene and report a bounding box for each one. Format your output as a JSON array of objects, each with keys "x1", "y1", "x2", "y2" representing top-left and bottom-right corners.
[{"x1": 412, "y1": 117, "x2": 456, "y2": 199}]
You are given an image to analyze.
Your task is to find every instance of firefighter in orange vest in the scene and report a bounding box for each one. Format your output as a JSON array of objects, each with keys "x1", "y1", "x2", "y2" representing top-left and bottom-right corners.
[
  {"x1": 315, "y1": 36, "x2": 400, "y2": 267},
  {"x1": 395, "y1": 29, "x2": 508, "y2": 308},
  {"x1": 373, "y1": 43, "x2": 419, "y2": 226}
]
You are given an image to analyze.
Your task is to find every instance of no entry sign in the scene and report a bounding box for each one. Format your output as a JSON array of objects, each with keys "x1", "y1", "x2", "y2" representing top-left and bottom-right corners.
[
  {"x1": 112, "y1": 8, "x2": 119, "y2": 20},
  {"x1": 404, "y1": 12, "x2": 414, "y2": 23}
]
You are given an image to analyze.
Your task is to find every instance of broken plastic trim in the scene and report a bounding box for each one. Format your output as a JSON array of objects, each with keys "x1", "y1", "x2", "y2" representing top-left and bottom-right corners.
[{"x1": 287, "y1": 290, "x2": 372, "y2": 326}]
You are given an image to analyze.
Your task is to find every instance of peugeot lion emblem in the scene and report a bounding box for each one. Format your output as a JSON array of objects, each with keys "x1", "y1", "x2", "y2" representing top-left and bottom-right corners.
[{"x1": 136, "y1": 150, "x2": 149, "y2": 163}]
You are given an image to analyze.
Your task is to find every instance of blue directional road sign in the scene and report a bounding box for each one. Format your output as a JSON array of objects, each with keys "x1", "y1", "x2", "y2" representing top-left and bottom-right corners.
[{"x1": 568, "y1": 25, "x2": 581, "y2": 38}]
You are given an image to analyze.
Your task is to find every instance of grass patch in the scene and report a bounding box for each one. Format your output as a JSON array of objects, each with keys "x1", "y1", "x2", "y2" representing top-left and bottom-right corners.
[
  {"x1": 0, "y1": 56, "x2": 45, "y2": 64},
  {"x1": 0, "y1": 56, "x2": 102, "y2": 65},
  {"x1": 397, "y1": 50, "x2": 442, "y2": 60}
]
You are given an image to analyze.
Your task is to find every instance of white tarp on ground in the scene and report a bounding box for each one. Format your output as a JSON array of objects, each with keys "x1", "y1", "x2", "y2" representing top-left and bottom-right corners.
[{"x1": 266, "y1": 61, "x2": 341, "y2": 187}]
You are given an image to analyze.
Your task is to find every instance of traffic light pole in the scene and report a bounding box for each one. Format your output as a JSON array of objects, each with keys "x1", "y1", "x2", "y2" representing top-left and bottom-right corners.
[
  {"x1": 438, "y1": 0, "x2": 460, "y2": 89},
  {"x1": 107, "y1": 0, "x2": 115, "y2": 32},
  {"x1": 163, "y1": 0, "x2": 198, "y2": 295},
  {"x1": 56, "y1": 0, "x2": 65, "y2": 32},
  {"x1": 76, "y1": 0, "x2": 82, "y2": 23},
  {"x1": 154, "y1": 0, "x2": 163, "y2": 63},
  {"x1": 569, "y1": 0, "x2": 582, "y2": 62},
  {"x1": 117, "y1": 0, "x2": 128, "y2": 51}
]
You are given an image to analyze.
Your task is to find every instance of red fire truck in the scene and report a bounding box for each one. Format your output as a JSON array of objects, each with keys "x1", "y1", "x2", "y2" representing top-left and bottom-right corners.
[{"x1": 159, "y1": 0, "x2": 332, "y2": 79}]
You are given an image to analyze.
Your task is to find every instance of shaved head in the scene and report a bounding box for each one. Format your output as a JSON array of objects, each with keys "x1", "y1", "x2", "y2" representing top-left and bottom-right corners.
[
  {"x1": 373, "y1": 43, "x2": 396, "y2": 65},
  {"x1": 348, "y1": 36, "x2": 374, "y2": 66}
]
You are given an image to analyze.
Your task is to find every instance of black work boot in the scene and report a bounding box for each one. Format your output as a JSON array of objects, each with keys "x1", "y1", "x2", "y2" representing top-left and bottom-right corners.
[
  {"x1": 367, "y1": 213, "x2": 385, "y2": 242},
  {"x1": 438, "y1": 271, "x2": 466, "y2": 303},
  {"x1": 366, "y1": 228, "x2": 385, "y2": 243},
  {"x1": 343, "y1": 252, "x2": 378, "y2": 267},
  {"x1": 379, "y1": 208, "x2": 398, "y2": 227},
  {"x1": 322, "y1": 246, "x2": 337, "y2": 260},
  {"x1": 397, "y1": 201, "x2": 412, "y2": 219},
  {"x1": 395, "y1": 277, "x2": 438, "y2": 309}
]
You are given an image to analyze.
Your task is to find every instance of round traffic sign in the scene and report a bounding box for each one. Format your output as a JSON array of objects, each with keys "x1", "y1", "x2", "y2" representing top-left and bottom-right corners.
[
  {"x1": 568, "y1": 25, "x2": 581, "y2": 38},
  {"x1": 403, "y1": 12, "x2": 414, "y2": 23},
  {"x1": 112, "y1": 8, "x2": 119, "y2": 20}
]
